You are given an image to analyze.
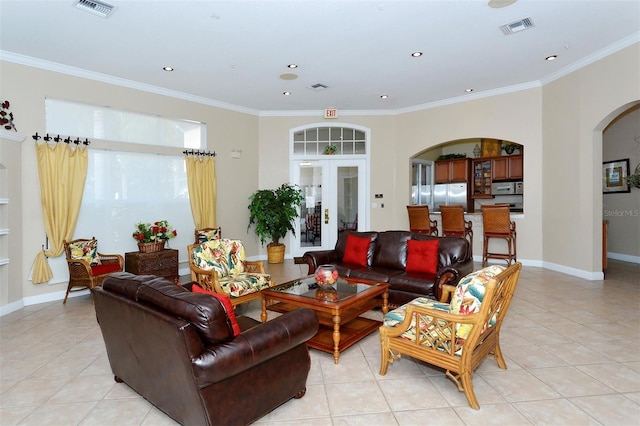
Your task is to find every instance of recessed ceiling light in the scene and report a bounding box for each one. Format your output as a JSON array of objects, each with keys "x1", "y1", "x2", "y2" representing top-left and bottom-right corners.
[
  {"x1": 411, "y1": 51, "x2": 423, "y2": 57},
  {"x1": 283, "y1": 91, "x2": 291, "y2": 96},
  {"x1": 380, "y1": 94, "x2": 389, "y2": 99},
  {"x1": 488, "y1": 0, "x2": 517, "y2": 8},
  {"x1": 287, "y1": 64, "x2": 298, "y2": 69},
  {"x1": 280, "y1": 73, "x2": 298, "y2": 80},
  {"x1": 162, "y1": 66, "x2": 174, "y2": 71},
  {"x1": 465, "y1": 88, "x2": 474, "y2": 92},
  {"x1": 545, "y1": 55, "x2": 558, "y2": 61}
]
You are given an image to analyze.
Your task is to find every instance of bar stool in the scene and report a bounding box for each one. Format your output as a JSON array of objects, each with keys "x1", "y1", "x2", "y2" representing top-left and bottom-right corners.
[
  {"x1": 440, "y1": 205, "x2": 473, "y2": 256},
  {"x1": 407, "y1": 205, "x2": 438, "y2": 236},
  {"x1": 481, "y1": 204, "x2": 516, "y2": 266}
]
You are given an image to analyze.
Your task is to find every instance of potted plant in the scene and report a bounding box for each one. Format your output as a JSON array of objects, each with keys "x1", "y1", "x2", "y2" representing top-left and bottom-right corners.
[{"x1": 248, "y1": 183, "x2": 304, "y2": 263}]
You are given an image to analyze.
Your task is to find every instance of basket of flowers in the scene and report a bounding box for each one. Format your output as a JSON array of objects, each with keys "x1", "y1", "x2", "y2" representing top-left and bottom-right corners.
[{"x1": 132, "y1": 220, "x2": 177, "y2": 252}]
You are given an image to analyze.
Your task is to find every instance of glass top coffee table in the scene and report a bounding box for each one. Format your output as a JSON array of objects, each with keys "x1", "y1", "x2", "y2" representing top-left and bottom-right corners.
[{"x1": 261, "y1": 275, "x2": 389, "y2": 364}]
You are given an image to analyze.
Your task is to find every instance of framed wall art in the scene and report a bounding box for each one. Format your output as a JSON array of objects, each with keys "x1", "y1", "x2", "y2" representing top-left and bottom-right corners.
[
  {"x1": 602, "y1": 159, "x2": 630, "y2": 193},
  {"x1": 481, "y1": 138, "x2": 502, "y2": 157}
]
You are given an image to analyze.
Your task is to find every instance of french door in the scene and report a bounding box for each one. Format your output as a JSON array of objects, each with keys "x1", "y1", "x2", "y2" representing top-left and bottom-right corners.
[{"x1": 291, "y1": 158, "x2": 366, "y2": 256}]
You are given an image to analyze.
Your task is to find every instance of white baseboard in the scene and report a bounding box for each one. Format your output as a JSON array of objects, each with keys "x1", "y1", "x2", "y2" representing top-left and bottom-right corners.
[
  {"x1": 542, "y1": 261, "x2": 604, "y2": 281},
  {"x1": 608, "y1": 252, "x2": 640, "y2": 264},
  {"x1": 0, "y1": 299, "x2": 24, "y2": 316}
]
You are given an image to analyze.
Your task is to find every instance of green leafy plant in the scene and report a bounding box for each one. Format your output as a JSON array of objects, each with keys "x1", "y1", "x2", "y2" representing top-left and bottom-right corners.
[
  {"x1": 324, "y1": 144, "x2": 338, "y2": 155},
  {"x1": 248, "y1": 183, "x2": 304, "y2": 246}
]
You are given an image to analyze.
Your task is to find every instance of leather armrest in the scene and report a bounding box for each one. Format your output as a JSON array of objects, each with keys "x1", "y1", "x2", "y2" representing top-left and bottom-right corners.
[
  {"x1": 192, "y1": 308, "x2": 319, "y2": 386},
  {"x1": 434, "y1": 259, "x2": 473, "y2": 300},
  {"x1": 302, "y1": 250, "x2": 340, "y2": 275}
]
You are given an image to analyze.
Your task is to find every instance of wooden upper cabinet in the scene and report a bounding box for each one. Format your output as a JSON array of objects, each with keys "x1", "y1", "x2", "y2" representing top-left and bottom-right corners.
[
  {"x1": 435, "y1": 158, "x2": 470, "y2": 183},
  {"x1": 492, "y1": 155, "x2": 522, "y2": 181}
]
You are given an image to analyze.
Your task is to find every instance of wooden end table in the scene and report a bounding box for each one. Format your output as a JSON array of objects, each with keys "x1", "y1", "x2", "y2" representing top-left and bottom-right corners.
[
  {"x1": 261, "y1": 275, "x2": 388, "y2": 364},
  {"x1": 124, "y1": 249, "x2": 179, "y2": 283}
]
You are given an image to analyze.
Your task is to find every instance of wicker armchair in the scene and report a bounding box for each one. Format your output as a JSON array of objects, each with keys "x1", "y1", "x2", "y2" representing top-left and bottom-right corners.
[
  {"x1": 379, "y1": 263, "x2": 522, "y2": 410},
  {"x1": 440, "y1": 205, "x2": 473, "y2": 256},
  {"x1": 481, "y1": 204, "x2": 516, "y2": 266},
  {"x1": 63, "y1": 238, "x2": 124, "y2": 303},
  {"x1": 407, "y1": 205, "x2": 438, "y2": 236},
  {"x1": 187, "y1": 239, "x2": 273, "y2": 307}
]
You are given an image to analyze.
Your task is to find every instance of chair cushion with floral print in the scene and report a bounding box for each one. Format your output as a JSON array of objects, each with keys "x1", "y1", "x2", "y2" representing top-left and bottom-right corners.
[
  {"x1": 217, "y1": 273, "x2": 273, "y2": 299},
  {"x1": 196, "y1": 227, "x2": 222, "y2": 243},
  {"x1": 191, "y1": 239, "x2": 247, "y2": 278},
  {"x1": 383, "y1": 297, "x2": 453, "y2": 351},
  {"x1": 449, "y1": 265, "x2": 505, "y2": 342},
  {"x1": 69, "y1": 239, "x2": 101, "y2": 266}
]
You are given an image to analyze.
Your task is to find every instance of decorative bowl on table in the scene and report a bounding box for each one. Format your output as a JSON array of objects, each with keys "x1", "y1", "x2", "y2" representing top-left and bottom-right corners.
[
  {"x1": 315, "y1": 287, "x2": 339, "y2": 302},
  {"x1": 315, "y1": 264, "x2": 338, "y2": 289}
]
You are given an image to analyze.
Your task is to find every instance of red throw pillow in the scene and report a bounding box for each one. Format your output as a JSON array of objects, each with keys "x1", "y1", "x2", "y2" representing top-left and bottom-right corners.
[
  {"x1": 405, "y1": 239, "x2": 439, "y2": 275},
  {"x1": 191, "y1": 284, "x2": 241, "y2": 336},
  {"x1": 342, "y1": 234, "x2": 371, "y2": 267}
]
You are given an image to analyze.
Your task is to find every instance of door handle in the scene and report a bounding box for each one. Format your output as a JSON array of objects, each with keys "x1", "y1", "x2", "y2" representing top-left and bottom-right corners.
[{"x1": 324, "y1": 209, "x2": 329, "y2": 224}]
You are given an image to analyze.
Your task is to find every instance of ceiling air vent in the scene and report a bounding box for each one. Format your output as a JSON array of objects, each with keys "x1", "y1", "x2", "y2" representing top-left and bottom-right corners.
[
  {"x1": 499, "y1": 17, "x2": 534, "y2": 35},
  {"x1": 73, "y1": 0, "x2": 115, "y2": 18},
  {"x1": 309, "y1": 83, "x2": 329, "y2": 91}
]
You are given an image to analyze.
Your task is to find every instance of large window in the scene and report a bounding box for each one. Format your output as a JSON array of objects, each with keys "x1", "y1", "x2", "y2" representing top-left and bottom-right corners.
[
  {"x1": 42, "y1": 100, "x2": 202, "y2": 283},
  {"x1": 45, "y1": 98, "x2": 205, "y2": 148}
]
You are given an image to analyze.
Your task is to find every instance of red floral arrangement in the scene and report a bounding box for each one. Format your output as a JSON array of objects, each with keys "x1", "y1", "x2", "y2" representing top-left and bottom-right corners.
[{"x1": 132, "y1": 220, "x2": 177, "y2": 243}]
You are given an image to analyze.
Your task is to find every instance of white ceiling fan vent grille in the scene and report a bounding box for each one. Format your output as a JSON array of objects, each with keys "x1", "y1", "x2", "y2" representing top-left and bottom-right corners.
[
  {"x1": 73, "y1": 0, "x2": 115, "y2": 18},
  {"x1": 499, "y1": 17, "x2": 534, "y2": 35}
]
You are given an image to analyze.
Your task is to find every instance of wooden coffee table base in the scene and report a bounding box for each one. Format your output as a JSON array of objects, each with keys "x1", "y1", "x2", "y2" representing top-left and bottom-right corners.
[{"x1": 265, "y1": 300, "x2": 385, "y2": 364}]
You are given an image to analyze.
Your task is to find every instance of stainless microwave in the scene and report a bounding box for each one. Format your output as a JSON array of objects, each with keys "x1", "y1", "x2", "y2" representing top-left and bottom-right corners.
[{"x1": 492, "y1": 182, "x2": 516, "y2": 195}]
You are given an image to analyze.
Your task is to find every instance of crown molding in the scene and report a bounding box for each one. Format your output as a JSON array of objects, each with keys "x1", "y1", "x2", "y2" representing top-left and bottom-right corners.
[
  {"x1": 0, "y1": 51, "x2": 261, "y2": 116},
  {"x1": 0, "y1": 129, "x2": 25, "y2": 142}
]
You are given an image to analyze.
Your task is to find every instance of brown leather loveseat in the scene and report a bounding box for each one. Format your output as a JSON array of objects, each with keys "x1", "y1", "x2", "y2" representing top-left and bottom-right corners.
[
  {"x1": 92, "y1": 272, "x2": 319, "y2": 425},
  {"x1": 303, "y1": 230, "x2": 473, "y2": 307}
]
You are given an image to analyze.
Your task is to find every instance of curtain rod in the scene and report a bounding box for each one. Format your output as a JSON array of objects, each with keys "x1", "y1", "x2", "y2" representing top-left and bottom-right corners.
[
  {"x1": 183, "y1": 149, "x2": 216, "y2": 157},
  {"x1": 32, "y1": 132, "x2": 91, "y2": 145}
]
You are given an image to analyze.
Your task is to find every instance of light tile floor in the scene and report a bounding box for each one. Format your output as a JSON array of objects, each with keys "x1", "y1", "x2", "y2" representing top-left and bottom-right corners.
[{"x1": 1, "y1": 260, "x2": 638, "y2": 425}]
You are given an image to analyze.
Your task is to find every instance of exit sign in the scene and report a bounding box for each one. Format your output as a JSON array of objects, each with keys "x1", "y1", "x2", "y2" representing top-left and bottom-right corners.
[{"x1": 324, "y1": 108, "x2": 338, "y2": 119}]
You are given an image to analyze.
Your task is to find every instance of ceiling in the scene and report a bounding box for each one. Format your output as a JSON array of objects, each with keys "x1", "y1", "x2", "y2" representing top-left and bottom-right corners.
[{"x1": 1, "y1": 0, "x2": 639, "y2": 115}]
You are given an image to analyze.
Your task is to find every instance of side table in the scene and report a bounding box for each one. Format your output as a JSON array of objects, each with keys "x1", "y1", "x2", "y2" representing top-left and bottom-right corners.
[{"x1": 125, "y1": 249, "x2": 179, "y2": 283}]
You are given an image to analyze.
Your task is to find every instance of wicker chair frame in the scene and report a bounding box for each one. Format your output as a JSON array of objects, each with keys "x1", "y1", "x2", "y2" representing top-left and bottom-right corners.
[
  {"x1": 481, "y1": 204, "x2": 516, "y2": 266},
  {"x1": 439, "y1": 205, "x2": 473, "y2": 256},
  {"x1": 63, "y1": 238, "x2": 124, "y2": 304},
  {"x1": 379, "y1": 262, "x2": 522, "y2": 410},
  {"x1": 186, "y1": 242, "x2": 272, "y2": 307},
  {"x1": 406, "y1": 205, "x2": 438, "y2": 236}
]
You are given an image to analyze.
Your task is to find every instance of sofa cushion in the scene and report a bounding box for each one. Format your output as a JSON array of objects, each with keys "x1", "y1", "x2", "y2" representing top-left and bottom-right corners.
[
  {"x1": 334, "y1": 231, "x2": 377, "y2": 261},
  {"x1": 342, "y1": 234, "x2": 372, "y2": 267},
  {"x1": 372, "y1": 231, "x2": 412, "y2": 270},
  {"x1": 192, "y1": 284, "x2": 241, "y2": 336},
  {"x1": 406, "y1": 239, "x2": 439, "y2": 274},
  {"x1": 137, "y1": 277, "x2": 235, "y2": 344},
  {"x1": 449, "y1": 265, "x2": 505, "y2": 342}
]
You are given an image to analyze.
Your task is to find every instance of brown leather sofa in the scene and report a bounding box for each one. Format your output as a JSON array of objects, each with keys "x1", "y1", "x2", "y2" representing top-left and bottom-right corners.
[
  {"x1": 92, "y1": 272, "x2": 319, "y2": 426},
  {"x1": 303, "y1": 230, "x2": 473, "y2": 307}
]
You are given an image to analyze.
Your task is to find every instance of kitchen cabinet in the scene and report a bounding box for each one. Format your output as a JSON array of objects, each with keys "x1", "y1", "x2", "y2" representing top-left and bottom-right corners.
[
  {"x1": 434, "y1": 158, "x2": 470, "y2": 183},
  {"x1": 472, "y1": 159, "x2": 492, "y2": 197},
  {"x1": 492, "y1": 155, "x2": 523, "y2": 181}
]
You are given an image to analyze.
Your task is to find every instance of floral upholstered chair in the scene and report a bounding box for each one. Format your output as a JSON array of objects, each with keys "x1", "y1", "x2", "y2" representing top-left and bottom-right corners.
[
  {"x1": 187, "y1": 238, "x2": 273, "y2": 306},
  {"x1": 63, "y1": 237, "x2": 124, "y2": 304},
  {"x1": 379, "y1": 263, "x2": 522, "y2": 409},
  {"x1": 194, "y1": 227, "x2": 222, "y2": 244}
]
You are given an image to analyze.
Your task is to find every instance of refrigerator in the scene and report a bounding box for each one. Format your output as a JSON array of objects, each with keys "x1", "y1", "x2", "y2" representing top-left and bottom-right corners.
[{"x1": 433, "y1": 183, "x2": 468, "y2": 212}]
